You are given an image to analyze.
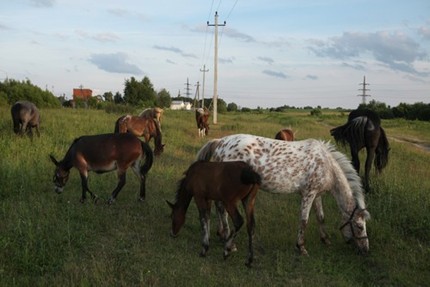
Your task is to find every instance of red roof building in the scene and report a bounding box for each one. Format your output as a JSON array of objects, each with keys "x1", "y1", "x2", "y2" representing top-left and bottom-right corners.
[{"x1": 73, "y1": 88, "x2": 93, "y2": 101}]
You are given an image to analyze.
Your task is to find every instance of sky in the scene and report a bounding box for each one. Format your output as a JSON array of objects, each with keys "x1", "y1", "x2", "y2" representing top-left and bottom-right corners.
[{"x1": 0, "y1": 0, "x2": 429, "y2": 109}]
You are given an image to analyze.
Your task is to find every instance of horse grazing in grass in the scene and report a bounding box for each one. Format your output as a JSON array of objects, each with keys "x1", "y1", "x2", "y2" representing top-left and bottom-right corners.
[
  {"x1": 167, "y1": 160, "x2": 261, "y2": 267},
  {"x1": 330, "y1": 109, "x2": 389, "y2": 192},
  {"x1": 139, "y1": 107, "x2": 163, "y2": 131},
  {"x1": 195, "y1": 108, "x2": 210, "y2": 137},
  {"x1": 275, "y1": 128, "x2": 295, "y2": 141},
  {"x1": 11, "y1": 101, "x2": 41, "y2": 138},
  {"x1": 114, "y1": 115, "x2": 164, "y2": 156},
  {"x1": 50, "y1": 133, "x2": 153, "y2": 204},
  {"x1": 196, "y1": 134, "x2": 370, "y2": 256}
]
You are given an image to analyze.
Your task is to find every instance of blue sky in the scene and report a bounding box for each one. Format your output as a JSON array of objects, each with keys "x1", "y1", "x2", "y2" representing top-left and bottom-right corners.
[{"x1": 1, "y1": 0, "x2": 429, "y2": 109}]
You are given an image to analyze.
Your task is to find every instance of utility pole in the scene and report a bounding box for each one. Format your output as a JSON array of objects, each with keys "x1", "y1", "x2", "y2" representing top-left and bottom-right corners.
[
  {"x1": 193, "y1": 81, "x2": 200, "y2": 109},
  {"x1": 200, "y1": 65, "x2": 209, "y2": 108},
  {"x1": 357, "y1": 76, "x2": 371, "y2": 104},
  {"x1": 207, "y1": 11, "x2": 226, "y2": 124}
]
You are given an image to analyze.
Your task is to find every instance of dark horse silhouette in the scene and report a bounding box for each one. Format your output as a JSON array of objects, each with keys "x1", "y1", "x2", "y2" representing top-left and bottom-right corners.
[
  {"x1": 167, "y1": 160, "x2": 261, "y2": 267},
  {"x1": 195, "y1": 108, "x2": 210, "y2": 137},
  {"x1": 50, "y1": 133, "x2": 153, "y2": 204},
  {"x1": 11, "y1": 101, "x2": 41, "y2": 138},
  {"x1": 330, "y1": 109, "x2": 389, "y2": 192}
]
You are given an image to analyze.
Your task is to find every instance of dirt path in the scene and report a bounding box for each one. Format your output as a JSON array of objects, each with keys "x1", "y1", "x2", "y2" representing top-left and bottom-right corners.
[{"x1": 389, "y1": 136, "x2": 430, "y2": 153}]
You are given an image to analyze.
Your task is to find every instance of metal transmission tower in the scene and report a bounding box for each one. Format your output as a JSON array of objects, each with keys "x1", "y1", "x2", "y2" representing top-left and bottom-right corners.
[
  {"x1": 207, "y1": 11, "x2": 226, "y2": 124},
  {"x1": 200, "y1": 65, "x2": 209, "y2": 108},
  {"x1": 357, "y1": 76, "x2": 371, "y2": 104},
  {"x1": 184, "y1": 78, "x2": 192, "y2": 98}
]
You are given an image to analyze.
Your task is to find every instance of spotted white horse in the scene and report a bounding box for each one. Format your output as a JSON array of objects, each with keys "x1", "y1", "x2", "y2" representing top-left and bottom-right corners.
[{"x1": 196, "y1": 134, "x2": 370, "y2": 256}]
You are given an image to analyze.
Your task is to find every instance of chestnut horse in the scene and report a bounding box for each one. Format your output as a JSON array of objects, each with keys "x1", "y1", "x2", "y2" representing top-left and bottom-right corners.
[
  {"x1": 195, "y1": 107, "x2": 210, "y2": 137},
  {"x1": 330, "y1": 109, "x2": 389, "y2": 192},
  {"x1": 167, "y1": 160, "x2": 261, "y2": 267},
  {"x1": 50, "y1": 133, "x2": 153, "y2": 204},
  {"x1": 114, "y1": 115, "x2": 164, "y2": 156},
  {"x1": 196, "y1": 134, "x2": 370, "y2": 256},
  {"x1": 11, "y1": 101, "x2": 41, "y2": 138},
  {"x1": 139, "y1": 107, "x2": 163, "y2": 131},
  {"x1": 275, "y1": 128, "x2": 295, "y2": 141}
]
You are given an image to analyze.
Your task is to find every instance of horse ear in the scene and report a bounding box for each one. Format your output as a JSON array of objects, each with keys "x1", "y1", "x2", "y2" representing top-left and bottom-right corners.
[
  {"x1": 49, "y1": 154, "x2": 59, "y2": 165},
  {"x1": 166, "y1": 200, "x2": 175, "y2": 209}
]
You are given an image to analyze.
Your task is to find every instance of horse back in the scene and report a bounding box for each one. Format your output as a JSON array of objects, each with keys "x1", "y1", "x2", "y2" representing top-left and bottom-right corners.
[
  {"x1": 348, "y1": 109, "x2": 380, "y2": 127},
  {"x1": 71, "y1": 133, "x2": 143, "y2": 171}
]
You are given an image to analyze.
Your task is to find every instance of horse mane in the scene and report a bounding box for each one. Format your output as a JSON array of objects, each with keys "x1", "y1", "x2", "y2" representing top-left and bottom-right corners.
[
  {"x1": 195, "y1": 139, "x2": 220, "y2": 161},
  {"x1": 325, "y1": 141, "x2": 368, "y2": 213}
]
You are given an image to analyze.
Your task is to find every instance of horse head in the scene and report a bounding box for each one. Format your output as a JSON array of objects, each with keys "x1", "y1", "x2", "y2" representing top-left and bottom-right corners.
[
  {"x1": 166, "y1": 200, "x2": 185, "y2": 238},
  {"x1": 340, "y1": 206, "x2": 370, "y2": 254},
  {"x1": 49, "y1": 155, "x2": 70, "y2": 194}
]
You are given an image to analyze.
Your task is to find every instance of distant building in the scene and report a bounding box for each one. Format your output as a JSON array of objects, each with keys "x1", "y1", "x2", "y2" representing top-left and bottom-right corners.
[
  {"x1": 170, "y1": 100, "x2": 192, "y2": 110},
  {"x1": 73, "y1": 88, "x2": 93, "y2": 101}
]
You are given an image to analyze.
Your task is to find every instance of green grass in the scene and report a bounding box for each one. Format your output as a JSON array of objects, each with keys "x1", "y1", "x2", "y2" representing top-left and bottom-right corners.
[{"x1": 0, "y1": 106, "x2": 429, "y2": 286}]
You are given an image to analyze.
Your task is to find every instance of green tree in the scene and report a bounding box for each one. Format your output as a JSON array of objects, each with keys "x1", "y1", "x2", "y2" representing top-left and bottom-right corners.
[
  {"x1": 123, "y1": 76, "x2": 157, "y2": 107},
  {"x1": 156, "y1": 88, "x2": 171, "y2": 108},
  {"x1": 103, "y1": 91, "x2": 114, "y2": 102},
  {"x1": 227, "y1": 102, "x2": 238, "y2": 112}
]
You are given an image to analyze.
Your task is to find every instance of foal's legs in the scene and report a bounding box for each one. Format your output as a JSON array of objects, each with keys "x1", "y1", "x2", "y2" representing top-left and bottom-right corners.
[
  {"x1": 108, "y1": 171, "x2": 126, "y2": 204},
  {"x1": 198, "y1": 201, "x2": 212, "y2": 257},
  {"x1": 313, "y1": 196, "x2": 330, "y2": 245},
  {"x1": 215, "y1": 201, "x2": 230, "y2": 241},
  {"x1": 223, "y1": 203, "x2": 244, "y2": 260},
  {"x1": 243, "y1": 188, "x2": 258, "y2": 267}
]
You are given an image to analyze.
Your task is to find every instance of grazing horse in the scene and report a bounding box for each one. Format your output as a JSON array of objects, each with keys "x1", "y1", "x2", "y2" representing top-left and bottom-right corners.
[
  {"x1": 114, "y1": 115, "x2": 164, "y2": 156},
  {"x1": 330, "y1": 109, "x2": 389, "y2": 192},
  {"x1": 196, "y1": 134, "x2": 370, "y2": 256},
  {"x1": 50, "y1": 133, "x2": 153, "y2": 204},
  {"x1": 167, "y1": 160, "x2": 261, "y2": 267},
  {"x1": 139, "y1": 107, "x2": 163, "y2": 131},
  {"x1": 195, "y1": 108, "x2": 210, "y2": 137},
  {"x1": 11, "y1": 101, "x2": 41, "y2": 138},
  {"x1": 275, "y1": 128, "x2": 295, "y2": 141}
]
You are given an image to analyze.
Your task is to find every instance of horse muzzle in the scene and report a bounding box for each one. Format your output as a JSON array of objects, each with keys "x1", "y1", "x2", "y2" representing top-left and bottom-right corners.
[{"x1": 54, "y1": 186, "x2": 64, "y2": 194}]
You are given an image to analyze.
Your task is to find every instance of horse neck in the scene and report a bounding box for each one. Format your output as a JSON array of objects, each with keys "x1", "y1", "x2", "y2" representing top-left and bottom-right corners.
[
  {"x1": 61, "y1": 143, "x2": 77, "y2": 171},
  {"x1": 174, "y1": 180, "x2": 194, "y2": 213}
]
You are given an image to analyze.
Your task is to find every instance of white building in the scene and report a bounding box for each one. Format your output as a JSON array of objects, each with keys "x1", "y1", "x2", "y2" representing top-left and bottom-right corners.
[{"x1": 170, "y1": 100, "x2": 192, "y2": 110}]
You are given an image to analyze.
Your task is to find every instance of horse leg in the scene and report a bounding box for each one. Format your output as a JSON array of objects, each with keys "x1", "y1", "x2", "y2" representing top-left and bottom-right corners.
[
  {"x1": 108, "y1": 171, "x2": 126, "y2": 204},
  {"x1": 243, "y1": 189, "x2": 258, "y2": 267},
  {"x1": 215, "y1": 201, "x2": 230, "y2": 241},
  {"x1": 350, "y1": 148, "x2": 360, "y2": 174},
  {"x1": 313, "y1": 196, "x2": 330, "y2": 245},
  {"x1": 198, "y1": 202, "x2": 212, "y2": 257},
  {"x1": 131, "y1": 161, "x2": 146, "y2": 201},
  {"x1": 364, "y1": 147, "x2": 376, "y2": 192},
  {"x1": 79, "y1": 173, "x2": 97, "y2": 203},
  {"x1": 296, "y1": 193, "x2": 316, "y2": 256},
  {"x1": 223, "y1": 204, "x2": 243, "y2": 260}
]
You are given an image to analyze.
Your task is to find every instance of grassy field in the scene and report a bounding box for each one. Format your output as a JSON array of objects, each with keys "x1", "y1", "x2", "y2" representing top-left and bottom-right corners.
[{"x1": 1, "y1": 106, "x2": 429, "y2": 286}]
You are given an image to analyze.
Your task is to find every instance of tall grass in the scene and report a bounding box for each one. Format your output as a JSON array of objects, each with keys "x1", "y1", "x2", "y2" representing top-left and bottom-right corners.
[{"x1": 0, "y1": 106, "x2": 429, "y2": 286}]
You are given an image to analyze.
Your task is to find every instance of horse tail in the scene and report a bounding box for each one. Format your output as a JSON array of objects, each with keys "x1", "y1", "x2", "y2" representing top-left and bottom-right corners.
[
  {"x1": 375, "y1": 127, "x2": 389, "y2": 172},
  {"x1": 330, "y1": 117, "x2": 367, "y2": 147},
  {"x1": 195, "y1": 139, "x2": 221, "y2": 161},
  {"x1": 240, "y1": 166, "x2": 262, "y2": 186},
  {"x1": 326, "y1": 142, "x2": 368, "y2": 212},
  {"x1": 140, "y1": 141, "x2": 154, "y2": 176}
]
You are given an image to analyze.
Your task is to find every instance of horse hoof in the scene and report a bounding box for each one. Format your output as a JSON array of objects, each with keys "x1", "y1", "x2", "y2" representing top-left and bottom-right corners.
[
  {"x1": 79, "y1": 198, "x2": 85, "y2": 203},
  {"x1": 245, "y1": 260, "x2": 253, "y2": 268},
  {"x1": 107, "y1": 198, "x2": 115, "y2": 205},
  {"x1": 139, "y1": 197, "x2": 145, "y2": 202}
]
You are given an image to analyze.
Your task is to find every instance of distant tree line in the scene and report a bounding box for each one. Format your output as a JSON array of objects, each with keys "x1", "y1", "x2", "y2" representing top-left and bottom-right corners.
[{"x1": 1, "y1": 78, "x2": 428, "y2": 121}]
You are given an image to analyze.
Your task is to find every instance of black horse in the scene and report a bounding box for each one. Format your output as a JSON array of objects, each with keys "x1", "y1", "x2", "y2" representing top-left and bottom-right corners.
[
  {"x1": 330, "y1": 109, "x2": 390, "y2": 192},
  {"x1": 11, "y1": 101, "x2": 41, "y2": 138}
]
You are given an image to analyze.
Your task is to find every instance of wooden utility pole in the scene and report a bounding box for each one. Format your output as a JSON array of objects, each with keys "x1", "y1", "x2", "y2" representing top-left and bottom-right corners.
[
  {"x1": 357, "y1": 76, "x2": 371, "y2": 104},
  {"x1": 200, "y1": 65, "x2": 209, "y2": 108},
  {"x1": 207, "y1": 11, "x2": 226, "y2": 124}
]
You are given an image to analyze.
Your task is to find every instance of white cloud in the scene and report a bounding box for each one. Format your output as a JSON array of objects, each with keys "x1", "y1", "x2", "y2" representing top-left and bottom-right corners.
[{"x1": 89, "y1": 53, "x2": 143, "y2": 75}]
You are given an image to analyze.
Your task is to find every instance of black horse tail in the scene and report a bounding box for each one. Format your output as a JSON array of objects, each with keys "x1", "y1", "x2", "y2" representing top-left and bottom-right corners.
[
  {"x1": 240, "y1": 166, "x2": 262, "y2": 186},
  {"x1": 330, "y1": 117, "x2": 367, "y2": 147},
  {"x1": 375, "y1": 127, "x2": 389, "y2": 172},
  {"x1": 140, "y1": 141, "x2": 154, "y2": 176}
]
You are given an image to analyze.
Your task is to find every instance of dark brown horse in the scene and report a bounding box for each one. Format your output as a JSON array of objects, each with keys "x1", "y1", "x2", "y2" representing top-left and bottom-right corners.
[
  {"x1": 167, "y1": 161, "x2": 261, "y2": 267},
  {"x1": 114, "y1": 115, "x2": 164, "y2": 156},
  {"x1": 11, "y1": 101, "x2": 41, "y2": 138},
  {"x1": 195, "y1": 108, "x2": 210, "y2": 137},
  {"x1": 330, "y1": 109, "x2": 390, "y2": 192},
  {"x1": 50, "y1": 133, "x2": 153, "y2": 204},
  {"x1": 275, "y1": 128, "x2": 295, "y2": 141}
]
